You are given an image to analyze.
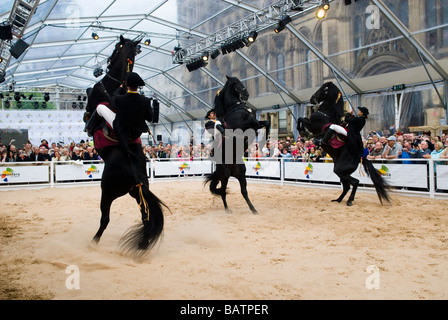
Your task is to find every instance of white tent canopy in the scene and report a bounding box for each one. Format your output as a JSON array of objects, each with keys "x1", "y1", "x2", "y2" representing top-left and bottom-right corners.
[{"x1": 1, "y1": 0, "x2": 447, "y2": 133}]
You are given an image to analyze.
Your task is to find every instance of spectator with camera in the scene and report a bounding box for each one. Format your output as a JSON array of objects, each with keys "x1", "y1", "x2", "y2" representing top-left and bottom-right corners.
[
  {"x1": 417, "y1": 140, "x2": 432, "y2": 159},
  {"x1": 5, "y1": 140, "x2": 19, "y2": 162},
  {"x1": 367, "y1": 141, "x2": 384, "y2": 160},
  {"x1": 382, "y1": 135, "x2": 403, "y2": 160}
]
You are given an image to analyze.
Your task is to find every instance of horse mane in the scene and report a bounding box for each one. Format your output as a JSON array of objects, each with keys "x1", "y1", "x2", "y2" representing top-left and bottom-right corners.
[
  {"x1": 214, "y1": 78, "x2": 232, "y2": 119},
  {"x1": 319, "y1": 82, "x2": 345, "y2": 125}
]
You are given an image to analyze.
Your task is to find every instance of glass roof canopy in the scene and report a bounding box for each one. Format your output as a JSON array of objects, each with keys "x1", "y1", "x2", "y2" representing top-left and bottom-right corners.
[{"x1": 1, "y1": 0, "x2": 448, "y2": 126}]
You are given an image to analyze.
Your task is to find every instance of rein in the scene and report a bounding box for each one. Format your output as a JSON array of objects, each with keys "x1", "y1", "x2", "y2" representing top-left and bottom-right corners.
[
  {"x1": 222, "y1": 102, "x2": 251, "y2": 121},
  {"x1": 105, "y1": 53, "x2": 134, "y2": 86}
]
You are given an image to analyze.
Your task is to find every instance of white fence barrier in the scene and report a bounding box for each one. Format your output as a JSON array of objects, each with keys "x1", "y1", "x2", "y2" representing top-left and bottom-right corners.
[{"x1": 1, "y1": 158, "x2": 447, "y2": 198}]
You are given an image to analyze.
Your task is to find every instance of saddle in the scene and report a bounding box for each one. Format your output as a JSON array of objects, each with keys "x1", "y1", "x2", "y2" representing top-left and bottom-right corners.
[
  {"x1": 88, "y1": 102, "x2": 141, "y2": 150},
  {"x1": 322, "y1": 123, "x2": 346, "y2": 149}
]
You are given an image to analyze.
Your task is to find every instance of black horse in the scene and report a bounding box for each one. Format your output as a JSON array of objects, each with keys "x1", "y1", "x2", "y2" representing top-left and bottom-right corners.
[
  {"x1": 205, "y1": 76, "x2": 270, "y2": 214},
  {"x1": 297, "y1": 82, "x2": 390, "y2": 206},
  {"x1": 85, "y1": 35, "x2": 141, "y2": 117},
  {"x1": 85, "y1": 35, "x2": 165, "y2": 257}
]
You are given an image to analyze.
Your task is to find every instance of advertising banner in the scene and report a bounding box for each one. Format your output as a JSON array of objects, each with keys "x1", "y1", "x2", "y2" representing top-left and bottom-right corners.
[
  {"x1": 154, "y1": 160, "x2": 212, "y2": 176},
  {"x1": 285, "y1": 161, "x2": 428, "y2": 188},
  {"x1": 55, "y1": 163, "x2": 104, "y2": 181},
  {"x1": 0, "y1": 164, "x2": 49, "y2": 184},
  {"x1": 436, "y1": 165, "x2": 448, "y2": 190},
  {"x1": 245, "y1": 160, "x2": 280, "y2": 178},
  {"x1": 284, "y1": 162, "x2": 339, "y2": 182}
]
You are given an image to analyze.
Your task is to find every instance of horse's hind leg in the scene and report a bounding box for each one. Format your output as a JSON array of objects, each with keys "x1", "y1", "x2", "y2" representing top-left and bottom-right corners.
[
  {"x1": 220, "y1": 177, "x2": 231, "y2": 213},
  {"x1": 92, "y1": 193, "x2": 114, "y2": 244},
  {"x1": 346, "y1": 177, "x2": 359, "y2": 206},
  {"x1": 332, "y1": 177, "x2": 350, "y2": 204},
  {"x1": 237, "y1": 176, "x2": 258, "y2": 214}
]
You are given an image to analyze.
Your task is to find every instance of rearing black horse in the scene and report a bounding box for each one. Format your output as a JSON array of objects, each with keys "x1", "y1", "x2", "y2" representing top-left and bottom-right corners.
[
  {"x1": 297, "y1": 81, "x2": 390, "y2": 206},
  {"x1": 84, "y1": 35, "x2": 165, "y2": 258},
  {"x1": 205, "y1": 76, "x2": 270, "y2": 214}
]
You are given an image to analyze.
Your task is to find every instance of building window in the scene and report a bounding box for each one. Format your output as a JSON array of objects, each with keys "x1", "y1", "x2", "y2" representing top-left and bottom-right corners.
[
  {"x1": 278, "y1": 109, "x2": 287, "y2": 133},
  {"x1": 277, "y1": 53, "x2": 285, "y2": 85},
  {"x1": 425, "y1": 0, "x2": 448, "y2": 50}
]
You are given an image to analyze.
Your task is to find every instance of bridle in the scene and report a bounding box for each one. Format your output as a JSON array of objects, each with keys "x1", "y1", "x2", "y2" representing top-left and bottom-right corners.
[{"x1": 105, "y1": 41, "x2": 137, "y2": 86}]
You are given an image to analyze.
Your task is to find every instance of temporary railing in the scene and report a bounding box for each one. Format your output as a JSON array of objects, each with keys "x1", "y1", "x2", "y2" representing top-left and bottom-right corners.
[{"x1": 1, "y1": 157, "x2": 447, "y2": 199}]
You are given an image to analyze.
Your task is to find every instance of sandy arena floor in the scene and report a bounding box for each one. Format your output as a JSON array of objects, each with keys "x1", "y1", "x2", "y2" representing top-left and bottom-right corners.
[{"x1": 0, "y1": 179, "x2": 447, "y2": 300}]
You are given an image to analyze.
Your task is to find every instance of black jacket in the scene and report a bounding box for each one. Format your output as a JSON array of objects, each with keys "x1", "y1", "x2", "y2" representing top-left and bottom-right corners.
[
  {"x1": 112, "y1": 87, "x2": 153, "y2": 150},
  {"x1": 344, "y1": 113, "x2": 366, "y2": 157}
]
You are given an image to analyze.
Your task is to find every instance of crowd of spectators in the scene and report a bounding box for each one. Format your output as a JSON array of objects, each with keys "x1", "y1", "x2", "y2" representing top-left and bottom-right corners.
[
  {"x1": 0, "y1": 138, "x2": 100, "y2": 163},
  {"x1": 1, "y1": 131, "x2": 448, "y2": 164}
]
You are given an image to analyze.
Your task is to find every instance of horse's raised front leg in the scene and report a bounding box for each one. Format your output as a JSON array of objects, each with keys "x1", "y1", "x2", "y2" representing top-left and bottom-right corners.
[{"x1": 297, "y1": 117, "x2": 310, "y2": 133}]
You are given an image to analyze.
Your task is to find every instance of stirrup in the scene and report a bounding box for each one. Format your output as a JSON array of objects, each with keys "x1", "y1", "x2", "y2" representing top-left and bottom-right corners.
[{"x1": 216, "y1": 124, "x2": 225, "y2": 134}]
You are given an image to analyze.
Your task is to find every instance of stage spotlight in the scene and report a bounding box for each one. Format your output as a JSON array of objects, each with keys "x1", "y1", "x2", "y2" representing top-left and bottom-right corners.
[
  {"x1": 201, "y1": 52, "x2": 209, "y2": 61},
  {"x1": 0, "y1": 24, "x2": 13, "y2": 41},
  {"x1": 221, "y1": 41, "x2": 232, "y2": 55},
  {"x1": 211, "y1": 49, "x2": 221, "y2": 59},
  {"x1": 274, "y1": 15, "x2": 292, "y2": 33},
  {"x1": 186, "y1": 58, "x2": 208, "y2": 72},
  {"x1": 44, "y1": 92, "x2": 50, "y2": 102},
  {"x1": 91, "y1": 32, "x2": 99, "y2": 40},
  {"x1": 233, "y1": 38, "x2": 246, "y2": 50},
  {"x1": 322, "y1": 0, "x2": 330, "y2": 10},
  {"x1": 246, "y1": 31, "x2": 258, "y2": 46},
  {"x1": 0, "y1": 57, "x2": 2, "y2": 63},
  {"x1": 144, "y1": 38, "x2": 151, "y2": 46},
  {"x1": 93, "y1": 67, "x2": 103, "y2": 78},
  {"x1": 316, "y1": 6, "x2": 327, "y2": 19},
  {"x1": 14, "y1": 92, "x2": 21, "y2": 102}
]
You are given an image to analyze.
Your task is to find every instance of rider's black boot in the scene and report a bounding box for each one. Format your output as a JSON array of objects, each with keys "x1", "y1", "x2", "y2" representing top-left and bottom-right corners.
[
  {"x1": 216, "y1": 124, "x2": 225, "y2": 135},
  {"x1": 84, "y1": 109, "x2": 102, "y2": 137},
  {"x1": 315, "y1": 128, "x2": 334, "y2": 147}
]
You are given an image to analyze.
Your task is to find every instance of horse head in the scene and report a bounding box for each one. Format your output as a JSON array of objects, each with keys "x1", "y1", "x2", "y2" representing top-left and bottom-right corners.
[
  {"x1": 214, "y1": 76, "x2": 249, "y2": 119},
  {"x1": 310, "y1": 81, "x2": 334, "y2": 105},
  {"x1": 310, "y1": 81, "x2": 344, "y2": 124},
  {"x1": 106, "y1": 35, "x2": 141, "y2": 81},
  {"x1": 226, "y1": 75, "x2": 249, "y2": 102}
]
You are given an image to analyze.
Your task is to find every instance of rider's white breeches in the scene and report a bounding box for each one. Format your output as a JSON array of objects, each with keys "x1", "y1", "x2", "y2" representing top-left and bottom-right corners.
[
  {"x1": 329, "y1": 124, "x2": 347, "y2": 136},
  {"x1": 97, "y1": 104, "x2": 116, "y2": 129}
]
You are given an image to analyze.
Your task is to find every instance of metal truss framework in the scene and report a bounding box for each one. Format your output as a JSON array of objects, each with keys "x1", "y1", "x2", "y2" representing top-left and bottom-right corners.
[{"x1": 0, "y1": 0, "x2": 447, "y2": 124}]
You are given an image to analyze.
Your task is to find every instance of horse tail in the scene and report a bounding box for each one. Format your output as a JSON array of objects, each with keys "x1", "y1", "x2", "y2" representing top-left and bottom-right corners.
[
  {"x1": 119, "y1": 185, "x2": 165, "y2": 258},
  {"x1": 362, "y1": 157, "x2": 391, "y2": 204},
  {"x1": 204, "y1": 170, "x2": 224, "y2": 196}
]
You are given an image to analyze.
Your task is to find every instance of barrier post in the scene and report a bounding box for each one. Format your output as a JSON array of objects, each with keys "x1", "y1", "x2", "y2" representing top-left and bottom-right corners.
[
  {"x1": 50, "y1": 161, "x2": 55, "y2": 188},
  {"x1": 280, "y1": 158, "x2": 284, "y2": 186},
  {"x1": 150, "y1": 159, "x2": 155, "y2": 184},
  {"x1": 428, "y1": 159, "x2": 435, "y2": 199}
]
